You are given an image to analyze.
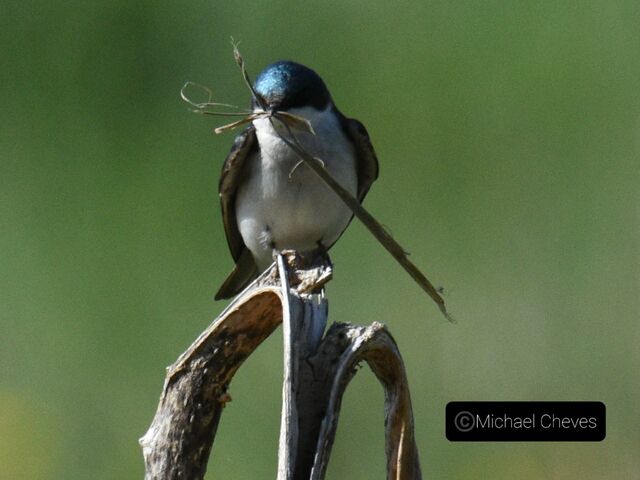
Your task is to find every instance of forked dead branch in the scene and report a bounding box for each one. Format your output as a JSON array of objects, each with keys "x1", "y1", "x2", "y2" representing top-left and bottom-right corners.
[{"x1": 140, "y1": 252, "x2": 422, "y2": 479}]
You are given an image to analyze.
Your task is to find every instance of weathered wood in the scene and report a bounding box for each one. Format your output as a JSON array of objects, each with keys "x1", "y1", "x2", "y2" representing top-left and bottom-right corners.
[
  {"x1": 305, "y1": 322, "x2": 422, "y2": 479},
  {"x1": 141, "y1": 251, "x2": 422, "y2": 479},
  {"x1": 139, "y1": 268, "x2": 283, "y2": 479},
  {"x1": 276, "y1": 253, "x2": 330, "y2": 480}
]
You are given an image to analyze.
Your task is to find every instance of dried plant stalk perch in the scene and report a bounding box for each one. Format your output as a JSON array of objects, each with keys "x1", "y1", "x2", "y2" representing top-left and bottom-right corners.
[{"x1": 140, "y1": 252, "x2": 422, "y2": 479}]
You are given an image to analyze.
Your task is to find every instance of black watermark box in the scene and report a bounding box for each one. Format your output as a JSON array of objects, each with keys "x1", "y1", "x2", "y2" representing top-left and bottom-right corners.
[{"x1": 446, "y1": 401, "x2": 605, "y2": 441}]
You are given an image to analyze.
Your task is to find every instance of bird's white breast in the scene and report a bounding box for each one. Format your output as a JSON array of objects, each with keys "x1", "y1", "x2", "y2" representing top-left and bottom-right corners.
[{"x1": 235, "y1": 106, "x2": 358, "y2": 269}]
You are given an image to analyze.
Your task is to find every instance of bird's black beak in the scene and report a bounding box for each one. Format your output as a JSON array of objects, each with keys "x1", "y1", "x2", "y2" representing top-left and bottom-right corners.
[{"x1": 251, "y1": 92, "x2": 270, "y2": 113}]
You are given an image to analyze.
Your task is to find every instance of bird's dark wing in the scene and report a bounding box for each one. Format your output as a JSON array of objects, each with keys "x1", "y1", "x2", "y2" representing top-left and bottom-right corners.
[
  {"x1": 340, "y1": 115, "x2": 379, "y2": 203},
  {"x1": 215, "y1": 126, "x2": 259, "y2": 300},
  {"x1": 219, "y1": 126, "x2": 257, "y2": 261}
]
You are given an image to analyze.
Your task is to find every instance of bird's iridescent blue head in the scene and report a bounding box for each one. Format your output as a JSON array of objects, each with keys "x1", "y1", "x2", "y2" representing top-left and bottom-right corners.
[{"x1": 253, "y1": 61, "x2": 332, "y2": 112}]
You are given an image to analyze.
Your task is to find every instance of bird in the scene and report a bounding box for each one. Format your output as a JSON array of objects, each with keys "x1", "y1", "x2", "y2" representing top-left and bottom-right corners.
[{"x1": 215, "y1": 60, "x2": 379, "y2": 300}]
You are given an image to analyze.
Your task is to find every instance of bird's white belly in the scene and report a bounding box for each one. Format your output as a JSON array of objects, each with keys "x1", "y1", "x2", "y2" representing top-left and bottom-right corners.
[{"x1": 235, "y1": 115, "x2": 357, "y2": 270}]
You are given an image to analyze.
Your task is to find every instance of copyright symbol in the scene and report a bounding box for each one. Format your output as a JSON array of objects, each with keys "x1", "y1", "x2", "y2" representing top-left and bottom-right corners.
[{"x1": 454, "y1": 411, "x2": 475, "y2": 432}]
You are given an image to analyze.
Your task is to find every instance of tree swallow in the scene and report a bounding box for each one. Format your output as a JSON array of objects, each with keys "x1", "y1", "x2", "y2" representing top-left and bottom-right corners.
[{"x1": 215, "y1": 61, "x2": 379, "y2": 300}]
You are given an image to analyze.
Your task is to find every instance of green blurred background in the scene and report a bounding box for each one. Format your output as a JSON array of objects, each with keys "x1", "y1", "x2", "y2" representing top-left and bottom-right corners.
[{"x1": 2, "y1": 1, "x2": 638, "y2": 478}]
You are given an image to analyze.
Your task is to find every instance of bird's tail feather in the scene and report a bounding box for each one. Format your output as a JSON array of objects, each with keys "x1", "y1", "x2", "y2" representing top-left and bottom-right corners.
[{"x1": 214, "y1": 248, "x2": 259, "y2": 300}]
